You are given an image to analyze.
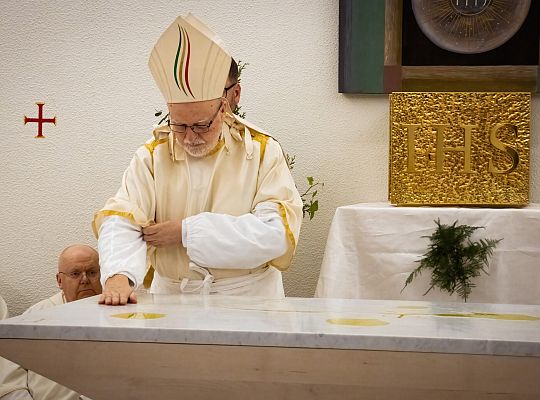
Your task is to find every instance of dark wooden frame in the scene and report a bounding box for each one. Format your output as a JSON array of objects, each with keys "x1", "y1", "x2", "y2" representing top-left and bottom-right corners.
[{"x1": 339, "y1": 0, "x2": 540, "y2": 94}]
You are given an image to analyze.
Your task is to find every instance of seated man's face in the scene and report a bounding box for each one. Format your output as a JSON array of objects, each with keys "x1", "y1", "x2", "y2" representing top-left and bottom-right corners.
[
  {"x1": 168, "y1": 99, "x2": 224, "y2": 158},
  {"x1": 56, "y1": 246, "x2": 102, "y2": 302}
]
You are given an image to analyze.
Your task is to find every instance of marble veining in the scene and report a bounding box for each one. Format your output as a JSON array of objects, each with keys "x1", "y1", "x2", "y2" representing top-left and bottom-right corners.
[{"x1": 0, "y1": 294, "x2": 539, "y2": 357}]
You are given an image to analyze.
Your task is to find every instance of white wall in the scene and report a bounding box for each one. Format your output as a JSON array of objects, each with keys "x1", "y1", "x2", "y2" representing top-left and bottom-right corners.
[{"x1": 1, "y1": 0, "x2": 538, "y2": 315}]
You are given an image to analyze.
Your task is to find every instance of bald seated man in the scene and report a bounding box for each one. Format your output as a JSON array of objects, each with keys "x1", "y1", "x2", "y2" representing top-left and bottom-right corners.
[
  {"x1": 54, "y1": 244, "x2": 102, "y2": 304},
  {"x1": 0, "y1": 244, "x2": 100, "y2": 400}
]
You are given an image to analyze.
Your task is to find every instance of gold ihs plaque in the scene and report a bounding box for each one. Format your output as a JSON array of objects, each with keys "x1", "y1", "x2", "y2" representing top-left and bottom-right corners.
[{"x1": 389, "y1": 92, "x2": 530, "y2": 206}]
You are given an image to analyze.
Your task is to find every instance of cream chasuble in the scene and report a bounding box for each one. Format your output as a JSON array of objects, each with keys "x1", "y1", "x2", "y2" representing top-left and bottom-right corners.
[{"x1": 93, "y1": 119, "x2": 302, "y2": 294}]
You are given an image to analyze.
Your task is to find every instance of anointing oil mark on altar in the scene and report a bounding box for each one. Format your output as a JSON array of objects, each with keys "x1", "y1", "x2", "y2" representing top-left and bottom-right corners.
[
  {"x1": 389, "y1": 92, "x2": 530, "y2": 206},
  {"x1": 327, "y1": 318, "x2": 389, "y2": 327},
  {"x1": 394, "y1": 312, "x2": 540, "y2": 321},
  {"x1": 111, "y1": 312, "x2": 166, "y2": 320}
]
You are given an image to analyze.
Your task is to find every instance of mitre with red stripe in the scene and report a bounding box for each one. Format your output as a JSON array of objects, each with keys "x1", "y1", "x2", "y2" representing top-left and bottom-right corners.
[{"x1": 148, "y1": 14, "x2": 231, "y2": 103}]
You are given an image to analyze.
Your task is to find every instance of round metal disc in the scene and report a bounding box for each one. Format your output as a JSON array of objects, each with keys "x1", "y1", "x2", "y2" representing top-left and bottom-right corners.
[{"x1": 411, "y1": 0, "x2": 531, "y2": 54}]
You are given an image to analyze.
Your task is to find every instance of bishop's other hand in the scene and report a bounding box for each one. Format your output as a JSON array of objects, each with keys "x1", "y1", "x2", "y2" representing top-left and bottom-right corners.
[{"x1": 142, "y1": 220, "x2": 182, "y2": 247}]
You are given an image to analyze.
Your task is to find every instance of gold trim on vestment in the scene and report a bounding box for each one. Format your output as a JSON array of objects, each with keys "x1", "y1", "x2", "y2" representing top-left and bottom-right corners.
[
  {"x1": 250, "y1": 131, "x2": 268, "y2": 163},
  {"x1": 145, "y1": 138, "x2": 168, "y2": 176},
  {"x1": 92, "y1": 210, "x2": 136, "y2": 238},
  {"x1": 143, "y1": 266, "x2": 155, "y2": 289},
  {"x1": 278, "y1": 202, "x2": 296, "y2": 248}
]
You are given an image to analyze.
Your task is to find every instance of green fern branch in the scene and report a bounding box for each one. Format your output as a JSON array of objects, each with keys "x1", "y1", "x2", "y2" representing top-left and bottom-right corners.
[{"x1": 402, "y1": 219, "x2": 502, "y2": 302}]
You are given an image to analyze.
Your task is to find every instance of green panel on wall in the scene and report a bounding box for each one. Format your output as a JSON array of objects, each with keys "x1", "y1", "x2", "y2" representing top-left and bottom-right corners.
[{"x1": 339, "y1": 0, "x2": 385, "y2": 93}]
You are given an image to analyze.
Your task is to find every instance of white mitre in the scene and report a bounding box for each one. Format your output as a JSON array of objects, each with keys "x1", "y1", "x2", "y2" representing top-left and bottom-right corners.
[{"x1": 148, "y1": 14, "x2": 231, "y2": 103}]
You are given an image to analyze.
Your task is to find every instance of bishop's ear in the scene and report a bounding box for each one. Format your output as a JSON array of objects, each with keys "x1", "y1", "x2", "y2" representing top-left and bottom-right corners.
[
  {"x1": 233, "y1": 83, "x2": 241, "y2": 105},
  {"x1": 56, "y1": 273, "x2": 62, "y2": 289}
]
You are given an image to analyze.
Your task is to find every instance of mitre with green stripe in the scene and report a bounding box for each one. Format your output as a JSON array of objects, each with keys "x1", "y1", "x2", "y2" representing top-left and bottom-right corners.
[{"x1": 148, "y1": 14, "x2": 231, "y2": 103}]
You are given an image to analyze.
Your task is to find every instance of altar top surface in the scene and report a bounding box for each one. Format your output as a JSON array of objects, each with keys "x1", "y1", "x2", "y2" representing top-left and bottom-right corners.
[{"x1": 1, "y1": 294, "x2": 539, "y2": 357}]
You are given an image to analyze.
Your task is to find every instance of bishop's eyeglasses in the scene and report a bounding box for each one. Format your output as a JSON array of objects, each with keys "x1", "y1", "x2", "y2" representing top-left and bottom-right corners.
[
  {"x1": 168, "y1": 105, "x2": 222, "y2": 135},
  {"x1": 59, "y1": 270, "x2": 100, "y2": 281}
]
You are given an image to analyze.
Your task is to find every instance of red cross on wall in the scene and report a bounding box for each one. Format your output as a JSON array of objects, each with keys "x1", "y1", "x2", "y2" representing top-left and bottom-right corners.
[{"x1": 24, "y1": 102, "x2": 56, "y2": 138}]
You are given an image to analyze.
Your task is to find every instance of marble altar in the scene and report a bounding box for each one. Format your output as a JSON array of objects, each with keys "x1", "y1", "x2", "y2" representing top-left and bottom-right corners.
[{"x1": 0, "y1": 293, "x2": 539, "y2": 399}]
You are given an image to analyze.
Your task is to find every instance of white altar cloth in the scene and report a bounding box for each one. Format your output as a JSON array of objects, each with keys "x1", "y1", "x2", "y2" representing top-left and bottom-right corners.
[
  {"x1": 0, "y1": 294, "x2": 539, "y2": 399},
  {"x1": 316, "y1": 203, "x2": 540, "y2": 304}
]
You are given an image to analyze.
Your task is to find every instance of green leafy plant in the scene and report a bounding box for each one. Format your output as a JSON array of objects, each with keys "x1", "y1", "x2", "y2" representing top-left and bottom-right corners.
[
  {"x1": 286, "y1": 154, "x2": 323, "y2": 220},
  {"x1": 402, "y1": 219, "x2": 501, "y2": 302},
  {"x1": 232, "y1": 60, "x2": 248, "y2": 118}
]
